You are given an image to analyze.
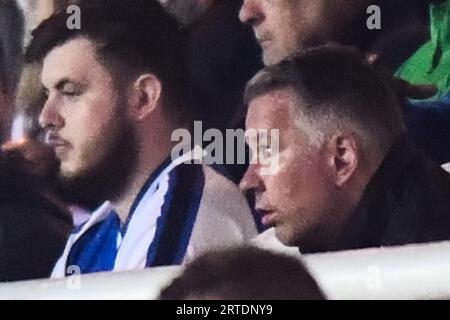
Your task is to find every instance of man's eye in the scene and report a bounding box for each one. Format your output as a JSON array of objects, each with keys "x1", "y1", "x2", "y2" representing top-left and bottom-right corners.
[
  {"x1": 60, "y1": 83, "x2": 83, "y2": 97},
  {"x1": 62, "y1": 90, "x2": 80, "y2": 96}
]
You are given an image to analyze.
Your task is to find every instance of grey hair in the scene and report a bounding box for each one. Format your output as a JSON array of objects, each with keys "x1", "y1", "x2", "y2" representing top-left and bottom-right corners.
[{"x1": 244, "y1": 45, "x2": 407, "y2": 161}]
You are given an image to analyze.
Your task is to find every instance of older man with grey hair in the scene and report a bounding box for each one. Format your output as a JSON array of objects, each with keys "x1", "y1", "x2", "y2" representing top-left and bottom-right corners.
[{"x1": 240, "y1": 45, "x2": 450, "y2": 253}]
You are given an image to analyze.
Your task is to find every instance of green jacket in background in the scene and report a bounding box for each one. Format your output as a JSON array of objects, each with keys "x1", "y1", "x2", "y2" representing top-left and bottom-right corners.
[{"x1": 397, "y1": 0, "x2": 450, "y2": 98}]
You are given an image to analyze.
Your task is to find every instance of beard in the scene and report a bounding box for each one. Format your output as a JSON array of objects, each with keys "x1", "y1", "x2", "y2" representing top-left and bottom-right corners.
[{"x1": 56, "y1": 117, "x2": 139, "y2": 211}]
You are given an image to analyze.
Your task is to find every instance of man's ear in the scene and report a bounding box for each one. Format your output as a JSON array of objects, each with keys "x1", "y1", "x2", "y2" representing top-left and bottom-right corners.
[
  {"x1": 327, "y1": 133, "x2": 359, "y2": 188},
  {"x1": 127, "y1": 74, "x2": 162, "y2": 122}
]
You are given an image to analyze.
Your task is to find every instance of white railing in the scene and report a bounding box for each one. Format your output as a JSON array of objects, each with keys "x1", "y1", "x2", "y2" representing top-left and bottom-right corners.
[
  {"x1": 1, "y1": 241, "x2": 450, "y2": 300},
  {"x1": 304, "y1": 241, "x2": 450, "y2": 300}
]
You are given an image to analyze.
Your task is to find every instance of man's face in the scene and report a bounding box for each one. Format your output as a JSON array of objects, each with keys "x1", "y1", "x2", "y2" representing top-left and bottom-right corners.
[
  {"x1": 239, "y1": 0, "x2": 370, "y2": 65},
  {"x1": 40, "y1": 37, "x2": 136, "y2": 196},
  {"x1": 240, "y1": 89, "x2": 339, "y2": 250}
]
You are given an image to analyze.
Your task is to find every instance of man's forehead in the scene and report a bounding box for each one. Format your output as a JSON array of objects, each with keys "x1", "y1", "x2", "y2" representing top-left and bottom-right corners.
[
  {"x1": 247, "y1": 88, "x2": 301, "y2": 127},
  {"x1": 41, "y1": 37, "x2": 100, "y2": 87}
]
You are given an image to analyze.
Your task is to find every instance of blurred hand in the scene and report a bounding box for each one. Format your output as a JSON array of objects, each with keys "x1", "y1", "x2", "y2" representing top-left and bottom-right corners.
[
  {"x1": 1, "y1": 139, "x2": 58, "y2": 178},
  {"x1": 393, "y1": 78, "x2": 438, "y2": 100},
  {"x1": 366, "y1": 53, "x2": 438, "y2": 100}
]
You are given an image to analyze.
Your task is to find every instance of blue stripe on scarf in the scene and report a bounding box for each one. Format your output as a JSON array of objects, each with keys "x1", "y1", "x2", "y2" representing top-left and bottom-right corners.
[
  {"x1": 64, "y1": 159, "x2": 172, "y2": 275},
  {"x1": 65, "y1": 211, "x2": 121, "y2": 275},
  {"x1": 64, "y1": 160, "x2": 205, "y2": 274},
  {"x1": 146, "y1": 164, "x2": 205, "y2": 267},
  {"x1": 121, "y1": 157, "x2": 172, "y2": 237}
]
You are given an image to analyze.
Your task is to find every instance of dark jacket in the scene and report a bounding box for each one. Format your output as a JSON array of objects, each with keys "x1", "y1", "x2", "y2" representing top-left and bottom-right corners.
[
  {"x1": 186, "y1": 0, "x2": 262, "y2": 183},
  {"x1": 186, "y1": 0, "x2": 262, "y2": 131},
  {"x1": 335, "y1": 137, "x2": 450, "y2": 251},
  {"x1": 405, "y1": 93, "x2": 450, "y2": 164},
  {"x1": 0, "y1": 152, "x2": 72, "y2": 282}
]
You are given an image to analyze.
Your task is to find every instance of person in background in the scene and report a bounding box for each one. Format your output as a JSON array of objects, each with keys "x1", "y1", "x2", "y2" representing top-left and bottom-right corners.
[
  {"x1": 186, "y1": 0, "x2": 263, "y2": 184},
  {"x1": 239, "y1": 0, "x2": 430, "y2": 69},
  {"x1": 398, "y1": 0, "x2": 450, "y2": 99},
  {"x1": 239, "y1": 0, "x2": 450, "y2": 164},
  {"x1": 0, "y1": 0, "x2": 25, "y2": 139},
  {"x1": 397, "y1": 0, "x2": 450, "y2": 163}
]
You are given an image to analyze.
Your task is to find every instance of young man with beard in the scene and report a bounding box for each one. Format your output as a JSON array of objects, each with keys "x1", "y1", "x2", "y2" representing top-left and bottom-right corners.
[
  {"x1": 240, "y1": 46, "x2": 450, "y2": 253},
  {"x1": 27, "y1": 0, "x2": 257, "y2": 277},
  {"x1": 238, "y1": 0, "x2": 450, "y2": 164}
]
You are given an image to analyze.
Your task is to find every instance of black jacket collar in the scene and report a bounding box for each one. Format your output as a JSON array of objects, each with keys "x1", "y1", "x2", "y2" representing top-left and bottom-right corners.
[{"x1": 334, "y1": 136, "x2": 441, "y2": 251}]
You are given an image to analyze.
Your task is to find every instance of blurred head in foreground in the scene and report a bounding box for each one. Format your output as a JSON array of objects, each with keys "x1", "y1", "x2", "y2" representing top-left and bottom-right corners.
[{"x1": 160, "y1": 246, "x2": 325, "y2": 300}]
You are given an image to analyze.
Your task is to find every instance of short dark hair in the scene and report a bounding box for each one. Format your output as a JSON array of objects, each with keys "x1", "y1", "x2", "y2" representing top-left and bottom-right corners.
[
  {"x1": 244, "y1": 45, "x2": 406, "y2": 158},
  {"x1": 26, "y1": 0, "x2": 189, "y2": 121},
  {"x1": 159, "y1": 246, "x2": 326, "y2": 300}
]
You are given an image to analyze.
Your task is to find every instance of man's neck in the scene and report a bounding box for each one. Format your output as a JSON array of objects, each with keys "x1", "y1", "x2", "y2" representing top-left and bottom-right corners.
[
  {"x1": 112, "y1": 174, "x2": 152, "y2": 223},
  {"x1": 111, "y1": 127, "x2": 179, "y2": 223},
  {"x1": 112, "y1": 150, "x2": 170, "y2": 223}
]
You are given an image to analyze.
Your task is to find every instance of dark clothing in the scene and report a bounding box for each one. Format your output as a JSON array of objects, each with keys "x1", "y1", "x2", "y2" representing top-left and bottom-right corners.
[
  {"x1": 405, "y1": 93, "x2": 450, "y2": 164},
  {"x1": 325, "y1": 1, "x2": 450, "y2": 163},
  {"x1": 186, "y1": 0, "x2": 262, "y2": 131},
  {"x1": 335, "y1": 137, "x2": 450, "y2": 252},
  {"x1": 0, "y1": 152, "x2": 71, "y2": 282},
  {"x1": 340, "y1": 0, "x2": 430, "y2": 71},
  {"x1": 186, "y1": 0, "x2": 262, "y2": 183}
]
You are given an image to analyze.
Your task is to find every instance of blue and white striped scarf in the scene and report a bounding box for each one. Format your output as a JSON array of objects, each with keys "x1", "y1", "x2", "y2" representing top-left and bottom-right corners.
[{"x1": 52, "y1": 150, "x2": 258, "y2": 277}]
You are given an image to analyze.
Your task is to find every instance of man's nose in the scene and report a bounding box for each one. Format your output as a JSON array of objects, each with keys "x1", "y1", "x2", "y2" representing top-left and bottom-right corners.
[
  {"x1": 239, "y1": 0, "x2": 263, "y2": 26},
  {"x1": 240, "y1": 163, "x2": 263, "y2": 193},
  {"x1": 39, "y1": 96, "x2": 64, "y2": 131}
]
